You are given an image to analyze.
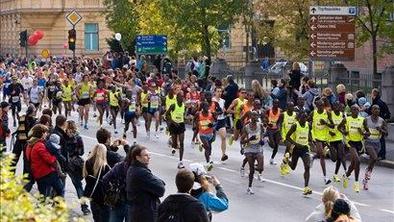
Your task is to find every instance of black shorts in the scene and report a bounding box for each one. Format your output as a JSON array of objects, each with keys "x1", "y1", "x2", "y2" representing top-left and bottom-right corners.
[
  {"x1": 236, "y1": 120, "x2": 243, "y2": 130},
  {"x1": 110, "y1": 105, "x2": 120, "y2": 113},
  {"x1": 330, "y1": 140, "x2": 343, "y2": 150},
  {"x1": 292, "y1": 146, "x2": 309, "y2": 158},
  {"x1": 124, "y1": 111, "x2": 137, "y2": 123},
  {"x1": 169, "y1": 122, "x2": 185, "y2": 135},
  {"x1": 348, "y1": 141, "x2": 363, "y2": 153},
  {"x1": 215, "y1": 119, "x2": 226, "y2": 131},
  {"x1": 78, "y1": 98, "x2": 91, "y2": 106},
  {"x1": 142, "y1": 107, "x2": 148, "y2": 113},
  {"x1": 11, "y1": 102, "x2": 21, "y2": 112}
]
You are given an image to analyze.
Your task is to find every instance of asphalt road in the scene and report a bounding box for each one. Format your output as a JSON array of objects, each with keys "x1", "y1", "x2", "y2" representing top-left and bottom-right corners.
[{"x1": 11, "y1": 110, "x2": 394, "y2": 222}]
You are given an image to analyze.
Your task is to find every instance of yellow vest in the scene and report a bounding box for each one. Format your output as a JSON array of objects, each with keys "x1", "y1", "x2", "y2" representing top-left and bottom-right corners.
[
  {"x1": 312, "y1": 110, "x2": 328, "y2": 141},
  {"x1": 62, "y1": 84, "x2": 73, "y2": 102},
  {"x1": 171, "y1": 102, "x2": 185, "y2": 123},
  {"x1": 234, "y1": 98, "x2": 246, "y2": 119},
  {"x1": 128, "y1": 101, "x2": 136, "y2": 112},
  {"x1": 346, "y1": 116, "x2": 364, "y2": 142},
  {"x1": 165, "y1": 95, "x2": 177, "y2": 111},
  {"x1": 141, "y1": 92, "x2": 149, "y2": 108},
  {"x1": 329, "y1": 111, "x2": 343, "y2": 142},
  {"x1": 109, "y1": 91, "x2": 119, "y2": 107},
  {"x1": 80, "y1": 83, "x2": 90, "y2": 99},
  {"x1": 282, "y1": 112, "x2": 297, "y2": 139},
  {"x1": 294, "y1": 122, "x2": 310, "y2": 147}
]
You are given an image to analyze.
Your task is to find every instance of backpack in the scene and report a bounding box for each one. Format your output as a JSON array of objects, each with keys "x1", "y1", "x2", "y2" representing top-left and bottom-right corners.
[{"x1": 158, "y1": 199, "x2": 189, "y2": 222}]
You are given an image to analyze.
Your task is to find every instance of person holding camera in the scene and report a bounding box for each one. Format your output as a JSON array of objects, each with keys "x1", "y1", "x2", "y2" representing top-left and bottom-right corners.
[
  {"x1": 96, "y1": 128, "x2": 130, "y2": 168},
  {"x1": 190, "y1": 163, "x2": 229, "y2": 221}
]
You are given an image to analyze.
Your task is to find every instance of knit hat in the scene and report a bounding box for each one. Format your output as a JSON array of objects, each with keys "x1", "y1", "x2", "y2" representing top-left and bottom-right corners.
[{"x1": 48, "y1": 134, "x2": 61, "y2": 150}]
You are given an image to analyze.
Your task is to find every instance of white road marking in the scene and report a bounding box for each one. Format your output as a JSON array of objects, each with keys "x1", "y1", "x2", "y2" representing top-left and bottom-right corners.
[{"x1": 80, "y1": 134, "x2": 394, "y2": 215}]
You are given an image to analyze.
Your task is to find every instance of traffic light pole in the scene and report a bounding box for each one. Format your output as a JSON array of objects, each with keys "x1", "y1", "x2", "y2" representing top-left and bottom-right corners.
[{"x1": 72, "y1": 25, "x2": 76, "y2": 60}]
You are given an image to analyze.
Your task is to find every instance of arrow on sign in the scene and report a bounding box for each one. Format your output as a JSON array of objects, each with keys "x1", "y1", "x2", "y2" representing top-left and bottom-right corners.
[
  {"x1": 311, "y1": 7, "x2": 316, "y2": 14},
  {"x1": 310, "y1": 51, "x2": 316, "y2": 56},
  {"x1": 310, "y1": 16, "x2": 317, "y2": 22},
  {"x1": 311, "y1": 25, "x2": 317, "y2": 31},
  {"x1": 310, "y1": 42, "x2": 316, "y2": 48},
  {"x1": 310, "y1": 34, "x2": 316, "y2": 39}
]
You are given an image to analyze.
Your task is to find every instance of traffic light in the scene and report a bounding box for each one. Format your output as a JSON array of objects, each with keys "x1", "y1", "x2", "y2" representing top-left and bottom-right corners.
[
  {"x1": 19, "y1": 30, "x2": 27, "y2": 47},
  {"x1": 68, "y1": 29, "x2": 76, "y2": 51}
]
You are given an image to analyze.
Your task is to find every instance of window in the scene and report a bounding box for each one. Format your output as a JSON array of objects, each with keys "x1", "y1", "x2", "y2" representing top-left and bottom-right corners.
[{"x1": 84, "y1": 23, "x2": 99, "y2": 51}]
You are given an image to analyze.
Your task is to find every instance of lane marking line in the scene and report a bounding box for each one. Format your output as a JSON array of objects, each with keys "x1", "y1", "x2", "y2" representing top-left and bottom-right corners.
[{"x1": 80, "y1": 134, "x2": 394, "y2": 215}]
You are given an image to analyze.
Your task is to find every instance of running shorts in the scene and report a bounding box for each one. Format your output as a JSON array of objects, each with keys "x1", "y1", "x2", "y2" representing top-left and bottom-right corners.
[
  {"x1": 78, "y1": 98, "x2": 91, "y2": 106},
  {"x1": 215, "y1": 119, "x2": 226, "y2": 131},
  {"x1": 348, "y1": 141, "x2": 363, "y2": 154},
  {"x1": 169, "y1": 122, "x2": 185, "y2": 135},
  {"x1": 148, "y1": 108, "x2": 158, "y2": 115}
]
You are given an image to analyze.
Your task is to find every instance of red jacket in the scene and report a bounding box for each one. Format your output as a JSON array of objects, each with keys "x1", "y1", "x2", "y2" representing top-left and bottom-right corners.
[{"x1": 25, "y1": 140, "x2": 57, "y2": 180}]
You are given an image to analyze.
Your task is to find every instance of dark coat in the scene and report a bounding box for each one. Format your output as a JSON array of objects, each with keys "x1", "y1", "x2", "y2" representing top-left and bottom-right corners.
[
  {"x1": 158, "y1": 194, "x2": 209, "y2": 222},
  {"x1": 50, "y1": 126, "x2": 69, "y2": 167},
  {"x1": 126, "y1": 161, "x2": 165, "y2": 222},
  {"x1": 83, "y1": 159, "x2": 111, "y2": 204},
  {"x1": 224, "y1": 81, "x2": 239, "y2": 108},
  {"x1": 105, "y1": 144, "x2": 130, "y2": 168},
  {"x1": 369, "y1": 96, "x2": 391, "y2": 120}
]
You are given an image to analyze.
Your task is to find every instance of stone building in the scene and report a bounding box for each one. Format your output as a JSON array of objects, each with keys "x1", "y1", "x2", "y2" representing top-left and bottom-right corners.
[{"x1": 0, "y1": 0, "x2": 111, "y2": 58}]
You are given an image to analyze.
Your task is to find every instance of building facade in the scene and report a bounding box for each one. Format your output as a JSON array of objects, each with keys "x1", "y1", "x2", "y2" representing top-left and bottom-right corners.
[{"x1": 0, "y1": 0, "x2": 111, "y2": 58}]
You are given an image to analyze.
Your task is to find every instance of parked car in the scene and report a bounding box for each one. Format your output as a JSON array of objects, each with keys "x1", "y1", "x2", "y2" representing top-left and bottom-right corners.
[{"x1": 268, "y1": 60, "x2": 308, "y2": 77}]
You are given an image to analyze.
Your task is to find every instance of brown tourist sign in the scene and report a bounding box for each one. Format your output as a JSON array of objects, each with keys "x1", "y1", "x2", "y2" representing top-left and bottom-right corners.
[{"x1": 309, "y1": 6, "x2": 356, "y2": 61}]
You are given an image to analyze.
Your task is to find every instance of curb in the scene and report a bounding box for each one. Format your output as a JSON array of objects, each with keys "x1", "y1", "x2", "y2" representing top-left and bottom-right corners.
[{"x1": 360, "y1": 156, "x2": 394, "y2": 169}]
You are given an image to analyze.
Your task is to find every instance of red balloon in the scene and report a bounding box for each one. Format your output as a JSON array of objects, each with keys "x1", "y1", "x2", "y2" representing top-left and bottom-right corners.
[
  {"x1": 27, "y1": 35, "x2": 38, "y2": 46},
  {"x1": 34, "y1": 30, "x2": 44, "y2": 40}
]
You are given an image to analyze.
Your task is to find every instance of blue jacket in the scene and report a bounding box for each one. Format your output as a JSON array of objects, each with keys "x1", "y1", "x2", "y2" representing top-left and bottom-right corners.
[{"x1": 195, "y1": 185, "x2": 229, "y2": 213}]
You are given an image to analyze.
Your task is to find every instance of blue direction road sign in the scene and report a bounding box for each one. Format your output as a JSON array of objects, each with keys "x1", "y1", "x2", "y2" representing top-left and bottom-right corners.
[{"x1": 136, "y1": 35, "x2": 168, "y2": 54}]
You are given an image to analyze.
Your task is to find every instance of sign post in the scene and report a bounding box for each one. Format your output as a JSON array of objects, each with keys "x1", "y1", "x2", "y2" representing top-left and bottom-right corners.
[
  {"x1": 135, "y1": 35, "x2": 168, "y2": 55},
  {"x1": 66, "y1": 10, "x2": 82, "y2": 59},
  {"x1": 309, "y1": 6, "x2": 356, "y2": 61}
]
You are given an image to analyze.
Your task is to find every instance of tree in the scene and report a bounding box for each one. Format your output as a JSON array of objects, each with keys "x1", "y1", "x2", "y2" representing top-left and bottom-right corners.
[
  {"x1": 160, "y1": 0, "x2": 246, "y2": 65},
  {"x1": 344, "y1": 0, "x2": 394, "y2": 75},
  {"x1": 103, "y1": 0, "x2": 139, "y2": 53}
]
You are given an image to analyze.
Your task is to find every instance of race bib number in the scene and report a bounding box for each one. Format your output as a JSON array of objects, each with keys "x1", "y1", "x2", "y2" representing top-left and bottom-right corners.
[
  {"x1": 81, "y1": 91, "x2": 90, "y2": 99},
  {"x1": 129, "y1": 102, "x2": 136, "y2": 112},
  {"x1": 150, "y1": 98, "x2": 159, "y2": 108},
  {"x1": 12, "y1": 96, "x2": 20, "y2": 103}
]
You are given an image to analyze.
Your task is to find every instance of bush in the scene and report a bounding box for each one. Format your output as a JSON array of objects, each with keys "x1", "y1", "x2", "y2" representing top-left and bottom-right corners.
[{"x1": 0, "y1": 154, "x2": 84, "y2": 222}]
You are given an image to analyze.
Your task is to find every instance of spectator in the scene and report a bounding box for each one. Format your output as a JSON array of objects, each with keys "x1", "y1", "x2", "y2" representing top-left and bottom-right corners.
[
  {"x1": 327, "y1": 199, "x2": 358, "y2": 222},
  {"x1": 102, "y1": 144, "x2": 137, "y2": 222},
  {"x1": 25, "y1": 124, "x2": 64, "y2": 197},
  {"x1": 275, "y1": 79, "x2": 288, "y2": 110},
  {"x1": 369, "y1": 88, "x2": 391, "y2": 160},
  {"x1": 190, "y1": 163, "x2": 229, "y2": 221},
  {"x1": 299, "y1": 76, "x2": 309, "y2": 95},
  {"x1": 65, "y1": 120, "x2": 90, "y2": 215},
  {"x1": 251, "y1": 80, "x2": 272, "y2": 110},
  {"x1": 271, "y1": 79, "x2": 279, "y2": 97},
  {"x1": 288, "y1": 62, "x2": 303, "y2": 101},
  {"x1": 0, "y1": 101, "x2": 10, "y2": 154},
  {"x1": 323, "y1": 87, "x2": 336, "y2": 107},
  {"x1": 83, "y1": 143, "x2": 111, "y2": 222},
  {"x1": 158, "y1": 169, "x2": 209, "y2": 222},
  {"x1": 336, "y1": 84, "x2": 346, "y2": 105},
  {"x1": 223, "y1": 75, "x2": 239, "y2": 109},
  {"x1": 302, "y1": 80, "x2": 320, "y2": 112},
  {"x1": 96, "y1": 128, "x2": 130, "y2": 167},
  {"x1": 305, "y1": 186, "x2": 360, "y2": 222},
  {"x1": 126, "y1": 145, "x2": 165, "y2": 222}
]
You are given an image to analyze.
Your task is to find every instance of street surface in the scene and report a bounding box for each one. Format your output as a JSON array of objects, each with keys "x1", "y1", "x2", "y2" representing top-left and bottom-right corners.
[{"x1": 11, "y1": 110, "x2": 394, "y2": 222}]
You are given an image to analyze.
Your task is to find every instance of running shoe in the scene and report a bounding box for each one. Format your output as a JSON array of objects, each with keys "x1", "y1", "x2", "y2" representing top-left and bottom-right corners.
[
  {"x1": 206, "y1": 162, "x2": 213, "y2": 171},
  {"x1": 221, "y1": 154, "x2": 229, "y2": 161},
  {"x1": 228, "y1": 136, "x2": 234, "y2": 146},
  {"x1": 303, "y1": 186, "x2": 313, "y2": 196},
  {"x1": 365, "y1": 168, "x2": 372, "y2": 180},
  {"x1": 198, "y1": 144, "x2": 203, "y2": 152},
  {"x1": 353, "y1": 181, "x2": 360, "y2": 193},
  {"x1": 280, "y1": 163, "x2": 289, "y2": 176},
  {"x1": 257, "y1": 173, "x2": 264, "y2": 182},
  {"x1": 362, "y1": 178, "x2": 368, "y2": 190},
  {"x1": 171, "y1": 148, "x2": 176, "y2": 155},
  {"x1": 240, "y1": 167, "x2": 245, "y2": 177},
  {"x1": 270, "y1": 158, "x2": 277, "y2": 165},
  {"x1": 84, "y1": 124, "x2": 88, "y2": 130},
  {"x1": 324, "y1": 177, "x2": 332, "y2": 185},
  {"x1": 13, "y1": 121, "x2": 16, "y2": 127},
  {"x1": 114, "y1": 130, "x2": 118, "y2": 134},
  {"x1": 155, "y1": 132, "x2": 159, "y2": 139},
  {"x1": 177, "y1": 161, "x2": 184, "y2": 169},
  {"x1": 160, "y1": 126, "x2": 164, "y2": 132},
  {"x1": 123, "y1": 133, "x2": 127, "y2": 139},
  {"x1": 93, "y1": 113, "x2": 97, "y2": 118},
  {"x1": 247, "y1": 187, "x2": 254, "y2": 195},
  {"x1": 332, "y1": 174, "x2": 341, "y2": 183},
  {"x1": 342, "y1": 174, "x2": 349, "y2": 189},
  {"x1": 323, "y1": 146, "x2": 330, "y2": 157}
]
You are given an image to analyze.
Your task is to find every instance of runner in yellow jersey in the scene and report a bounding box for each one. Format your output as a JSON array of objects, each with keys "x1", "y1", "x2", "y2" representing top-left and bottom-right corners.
[
  {"x1": 108, "y1": 85, "x2": 121, "y2": 134},
  {"x1": 61, "y1": 78, "x2": 73, "y2": 118},
  {"x1": 166, "y1": 92, "x2": 186, "y2": 169},
  {"x1": 310, "y1": 99, "x2": 333, "y2": 185},
  {"x1": 338, "y1": 105, "x2": 369, "y2": 193},
  {"x1": 278, "y1": 101, "x2": 296, "y2": 176},
  {"x1": 227, "y1": 88, "x2": 247, "y2": 146},
  {"x1": 75, "y1": 74, "x2": 93, "y2": 129},
  {"x1": 282, "y1": 111, "x2": 313, "y2": 196},
  {"x1": 328, "y1": 101, "x2": 347, "y2": 183},
  {"x1": 140, "y1": 84, "x2": 150, "y2": 136}
]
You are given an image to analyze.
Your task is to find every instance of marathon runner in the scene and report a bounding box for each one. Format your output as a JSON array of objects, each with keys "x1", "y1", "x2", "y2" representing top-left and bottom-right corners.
[
  {"x1": 212, "y1": 87, "x2": 228, "y2": 161},
  {"x1": 264, "y1": 99, "x2": 281, "y2": 165},
  {"x1": 8, "y1": 75, "x2": 25, "y2": 127},
  {"x1": 75, "y1": 74, "x2": 93, "y2": 129}
]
